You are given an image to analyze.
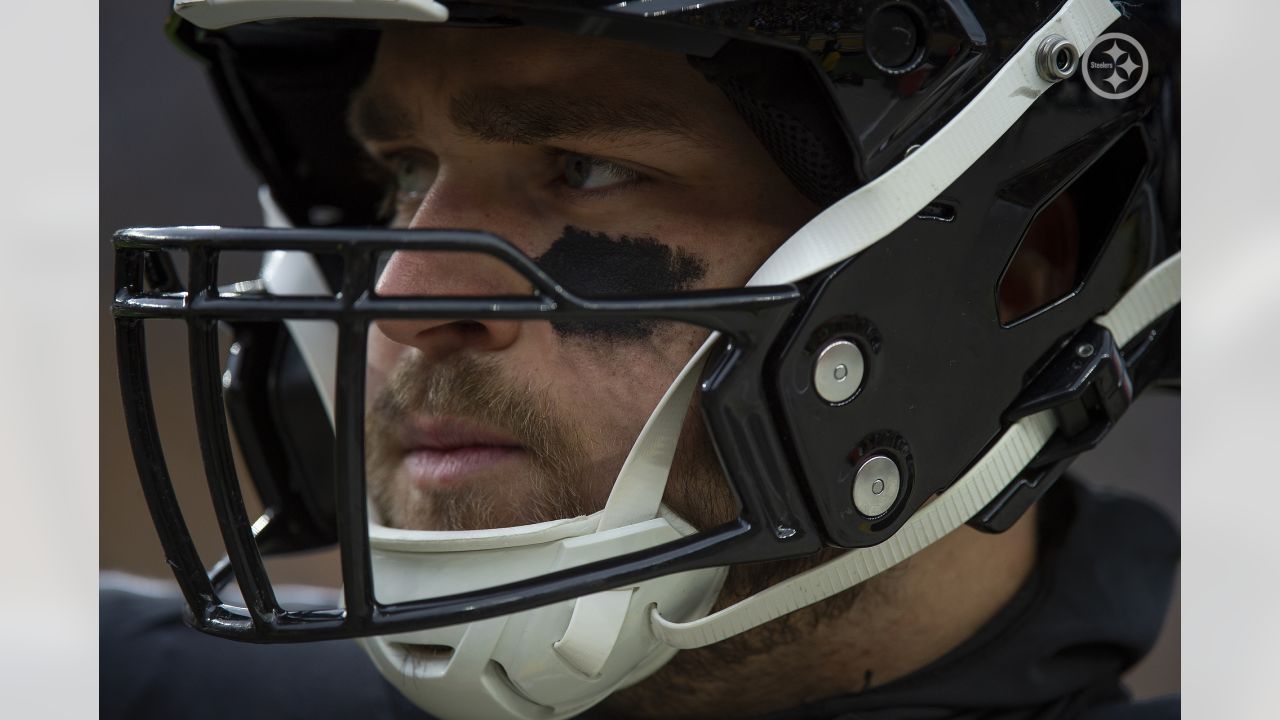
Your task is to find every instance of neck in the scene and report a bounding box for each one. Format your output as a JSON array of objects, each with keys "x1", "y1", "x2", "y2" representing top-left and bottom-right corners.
[{"x1": 604, "y1": 506, "x2": 1039, "y2": 719}]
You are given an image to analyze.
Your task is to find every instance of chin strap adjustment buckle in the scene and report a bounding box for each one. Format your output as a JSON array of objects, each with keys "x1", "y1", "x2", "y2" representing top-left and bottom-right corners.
[{"x1": 970, "y1": 322, "x2": 1134, "y2": 533}]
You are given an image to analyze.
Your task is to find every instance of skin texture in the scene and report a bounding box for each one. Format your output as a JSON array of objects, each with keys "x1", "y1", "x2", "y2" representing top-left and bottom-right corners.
[{"x1": 355, "y1": 25, "x2": 1040, "y2": 719}]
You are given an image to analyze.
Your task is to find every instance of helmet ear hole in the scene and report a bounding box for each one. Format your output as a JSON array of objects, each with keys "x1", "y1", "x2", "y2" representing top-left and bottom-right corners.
[
  {"x1": 997, "y1": 127, "x2": 1151, "y2": 326},
  {"x1": 997, "y1": 191, "x2": 1080, "y2": 325}
]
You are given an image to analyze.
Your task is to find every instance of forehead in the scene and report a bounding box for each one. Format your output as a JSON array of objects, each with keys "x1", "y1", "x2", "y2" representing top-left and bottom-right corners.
[
  {"x1": 374, "y1": 25, "x2": 682, "y2": 78},
  {"x1": 356, "y1": 25, "x2": 731, "y2": 129}
]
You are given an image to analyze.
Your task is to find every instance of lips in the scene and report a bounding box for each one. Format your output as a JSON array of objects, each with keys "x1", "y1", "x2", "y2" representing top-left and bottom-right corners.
[{"x1": 397, "y1": 417, "x2": 526, "y2": 489}]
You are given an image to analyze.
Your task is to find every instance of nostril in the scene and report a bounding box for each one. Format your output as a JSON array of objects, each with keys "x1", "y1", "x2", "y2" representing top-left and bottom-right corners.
[
  {"x1": 446, "y1": 320, "x2": 489, "y2": 341},
  {"x1": 407, "y1": 318, "x2": 519, "y2": 358}
]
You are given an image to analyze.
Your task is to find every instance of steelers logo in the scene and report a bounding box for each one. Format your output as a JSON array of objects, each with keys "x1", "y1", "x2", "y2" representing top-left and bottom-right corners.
[{"x1": 1082, "y1": 32, "x2": 1149, "y2": 100}]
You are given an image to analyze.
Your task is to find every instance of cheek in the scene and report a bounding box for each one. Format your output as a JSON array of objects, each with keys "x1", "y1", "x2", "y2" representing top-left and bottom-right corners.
[
  {"x1": 549, "y1": 323, "x2": 707, "y2": 437},
  {"x1": 636, "y1": 216, "x2": 796, "y2": 291},
  {"x1": 697, "y1": 217, "x2": 803, "y2": 287}
]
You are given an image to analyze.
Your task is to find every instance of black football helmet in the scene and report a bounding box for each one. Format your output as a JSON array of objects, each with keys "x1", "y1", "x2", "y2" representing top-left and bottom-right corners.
[{"x1": 112, "y1": 0, "x2": 1180, "y2": 716}]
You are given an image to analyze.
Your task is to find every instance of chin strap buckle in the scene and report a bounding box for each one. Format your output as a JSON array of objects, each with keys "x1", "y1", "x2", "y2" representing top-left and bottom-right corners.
[{"x1": 970, "y1": 322, "x2": 1134, "y2": 533}]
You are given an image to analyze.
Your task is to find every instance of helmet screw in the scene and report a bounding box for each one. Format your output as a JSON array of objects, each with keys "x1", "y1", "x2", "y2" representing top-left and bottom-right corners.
[
  {"x1": 814, "y1": 340, "x2": 865, "y2": 404},
  {"x1": 1035, "y1": 35, "x2": 1079, "y2": 82},
  {"x1": 853, "y1": 455, "x2": 901, "y2": 518},
  {"x1": 1076, "y1": 342, "x2": 1095, "y2": 358}
]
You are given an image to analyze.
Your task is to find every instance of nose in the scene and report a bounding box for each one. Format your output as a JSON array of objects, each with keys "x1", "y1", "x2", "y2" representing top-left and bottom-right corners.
[{"x1": 373, "y1": 176, "x2": 529, "y2": 361}]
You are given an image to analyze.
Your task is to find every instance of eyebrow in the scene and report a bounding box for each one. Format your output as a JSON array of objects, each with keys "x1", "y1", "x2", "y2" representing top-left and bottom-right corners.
[{"x1": 347, "y1": 85, "x2": 707, "y2": 147}]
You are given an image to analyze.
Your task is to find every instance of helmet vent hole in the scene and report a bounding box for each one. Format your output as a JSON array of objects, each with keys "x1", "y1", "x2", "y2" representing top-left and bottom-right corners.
[
  {"x1": 389, "y1": 643, "x2": 455, "y2": 678},
  {"x1": 392, "y1": 643, "x2": 455, "y2": 661},
  {"x1": 916, "y1": 202, "x2": 956, "y2": 222},
  {"x1": 997, "y1": 128, "x2": 1149, "y2": 326}
]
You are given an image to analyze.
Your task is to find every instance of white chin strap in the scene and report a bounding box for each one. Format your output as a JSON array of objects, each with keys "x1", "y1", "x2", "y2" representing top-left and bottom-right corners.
[{"x1": 248, "y1": 0, "x2": 1176, "y2": 717}]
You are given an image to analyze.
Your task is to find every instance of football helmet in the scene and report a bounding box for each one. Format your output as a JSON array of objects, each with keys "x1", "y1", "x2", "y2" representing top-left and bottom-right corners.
[{"x1": 112, "y1": 0, "x2": 1180, "y2": 718}]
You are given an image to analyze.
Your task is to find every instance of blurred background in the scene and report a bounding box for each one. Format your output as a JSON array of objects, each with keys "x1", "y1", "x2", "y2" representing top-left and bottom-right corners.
[{"x1": 98, "y1": 0, "x2": 1180, "y2": 701}]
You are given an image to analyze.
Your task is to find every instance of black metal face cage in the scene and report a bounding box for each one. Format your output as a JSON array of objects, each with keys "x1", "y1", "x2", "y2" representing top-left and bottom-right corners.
[
  {"x1": 114, "y1": 226, "x2": 835, "y2": 642},
  {"x1": 113, "y1": 219, "x2": 1178, "y2": 643}
]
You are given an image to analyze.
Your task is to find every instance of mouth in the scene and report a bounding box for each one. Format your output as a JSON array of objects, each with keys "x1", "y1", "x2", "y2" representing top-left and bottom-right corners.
[{"x1": 397, "y1": 416, "x2": 527, "y2": 489}]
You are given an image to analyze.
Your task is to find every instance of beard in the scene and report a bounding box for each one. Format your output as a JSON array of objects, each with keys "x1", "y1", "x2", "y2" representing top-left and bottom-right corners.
[
  {"x1": 364, "y1": 348, "x2": 863, "y2": 698},
  {"x1": 365, "y1": 349, "x2": 740, "y2": 533},
  {"x1": 365, "y1": 351, "x2": 605, "y2": 531}
]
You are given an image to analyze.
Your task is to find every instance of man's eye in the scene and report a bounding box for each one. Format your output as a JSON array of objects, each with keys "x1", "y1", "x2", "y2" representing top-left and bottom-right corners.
[
  {"x1": 386, "y1": 153, "x2": 436, "y2": 222},
  {"x1": 560, "y1": 154, "x2": 640, "y2": 191}
]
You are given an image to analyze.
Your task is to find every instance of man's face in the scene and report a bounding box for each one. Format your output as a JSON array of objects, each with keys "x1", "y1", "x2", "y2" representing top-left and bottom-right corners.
[{"x1": 357, "y1": 25, "x2": 816, "y2": 531}]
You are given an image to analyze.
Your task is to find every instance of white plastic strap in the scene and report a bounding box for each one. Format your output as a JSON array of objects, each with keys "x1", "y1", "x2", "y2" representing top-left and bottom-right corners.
[
  {"x1": 654, "y1": 409, "x2": 1058, "y2": 648},
  {"x1": 596, "y1": 0, "x2": 1121, "y2": 531},
  {"x1": 1095, "y1": 253, "x2": 1181, "y2": 345},
  {"x1": 650, "y1": 250, "x2": 1181, "y2": 649},
  {"x1": 595, "y1": 352, "x2": 710, "y2": 532},
  {"x1": 747, "y1": 0, "x2": 1119, "y2": 287},
  {"x1": 552, "y1": 588, "x2": 636, "y2": 677},
  {"x1": 256, "y1": 186, "x2": 339, "y2": 425}
]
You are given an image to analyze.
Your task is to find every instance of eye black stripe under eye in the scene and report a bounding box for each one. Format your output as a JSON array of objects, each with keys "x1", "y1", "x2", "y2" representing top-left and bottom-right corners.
[{"x1": 534, "y1": 225, "x2": 708, "y2": 341}]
